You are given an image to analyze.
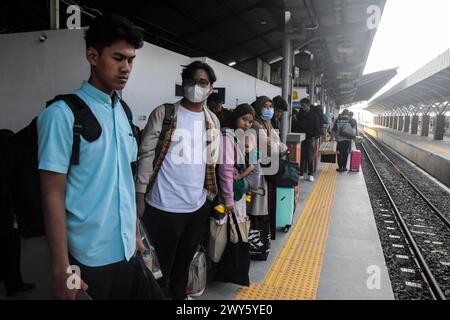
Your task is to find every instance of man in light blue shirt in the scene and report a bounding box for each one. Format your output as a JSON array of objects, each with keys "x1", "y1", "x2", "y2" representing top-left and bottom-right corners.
[{"x1": 38, "y1": 14, "x2": 144, "y2": 300}]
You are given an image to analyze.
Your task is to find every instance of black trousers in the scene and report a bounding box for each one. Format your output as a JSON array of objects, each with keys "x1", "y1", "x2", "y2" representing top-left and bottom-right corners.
[
  {"x1": 300, "y1": 138, "x2": 314, "y2": 175},
  {"x1": 0, "y1": 230, "x2": 23, "y2": 291},
  {"x1": 337, "y1": 140, "x2": 352, "y2": 169},
  {"x1": 69, "y1": 255, "x2": 135, "y2": 300},
  {"x1": 142, "y1": 201, "x2": 210, "y2": 300}
]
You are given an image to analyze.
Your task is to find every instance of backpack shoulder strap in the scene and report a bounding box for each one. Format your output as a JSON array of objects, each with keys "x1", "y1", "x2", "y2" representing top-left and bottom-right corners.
[
  {"x1": 120, "y1": 99, "x2": 141, "y2": 143},
  {"x1": 153, "y1": 103, "x2": 175, "y2": 168},
  {"x1": 46, "y1": 94, "x2": 97, "y2": 166},
  {"x1": 119, "y1": 99, "x2": 133, "y2": 123}
]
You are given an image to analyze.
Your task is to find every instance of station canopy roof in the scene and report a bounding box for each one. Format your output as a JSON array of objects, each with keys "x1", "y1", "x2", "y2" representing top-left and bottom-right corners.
[
  {"x1": 367, "y1": 49, "x2": 450, "y2": 115},
  {"x1": 1, "y1": 0, "x2": 388, "y2": 106}
]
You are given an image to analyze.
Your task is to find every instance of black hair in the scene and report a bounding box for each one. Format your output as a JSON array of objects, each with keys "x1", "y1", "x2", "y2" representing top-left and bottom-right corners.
[
  {"x1": 85, "y1": 14, "x2": 144, "y2": 54},
  {"x1": 207, "y1": 92, "x2": 223, "y2": 106},
  {"x1": 300, "y1": 98, "x2": 310, "y2": 105},
  {"x1": 273, "y1": 95, "x2": 288, "y2": 111},
  {"x1": 225, "y1": 103, "x2": 255, "y2": 129},
  {"x1": 181, "y1": 61, "x2": 217, "y2": 84}
]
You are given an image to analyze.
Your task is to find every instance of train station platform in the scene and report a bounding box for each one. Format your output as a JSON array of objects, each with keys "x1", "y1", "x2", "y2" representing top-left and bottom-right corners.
[
  {"x1": 363, "y1": 124, "x2": 450, "y2": 188},
  {"x1": 203, "y1": 155, "x2": 394, "y2": 300},
  {"x1": 1, "y1": 148, "x2": 394, "y2": 300}
]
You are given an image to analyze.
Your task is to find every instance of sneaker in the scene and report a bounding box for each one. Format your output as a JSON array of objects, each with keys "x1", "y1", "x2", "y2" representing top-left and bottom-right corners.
[
  {"x1": 189, "y1": 288, "x2": 205, "y2": 297},
  {"x1": 307, "y1": 175, "x2": 314, "y2": 182},
  {"x1": 336, "y1": 168, "x2": 343, "y2": 172},
  {"x1": 185, "y1": 295, "x2": 195, "y2": 300},
  {"x1": 300, "y1": 175, "x2": 305, "y2": 180},
  {"x1": 342, "y1": 168, "x2": 348, "y2": 172}
]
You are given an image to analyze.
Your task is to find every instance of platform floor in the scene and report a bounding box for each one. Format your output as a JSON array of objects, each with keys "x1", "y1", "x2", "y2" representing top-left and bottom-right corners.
[
  {"x1": 367, "y1": 124, "x2": 450, "y2": 160},
  {"x1": 203, "y1": 149, "x2": 394, "y2": 300},
  {"x1": 0, "y1": 147, "x2": 394, "y2": 300}
]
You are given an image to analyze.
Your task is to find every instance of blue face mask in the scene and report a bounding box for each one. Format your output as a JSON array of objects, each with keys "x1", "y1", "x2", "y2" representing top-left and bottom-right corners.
[{"x1": 260, "y1": 108, "x2": 274, "y2": 121}]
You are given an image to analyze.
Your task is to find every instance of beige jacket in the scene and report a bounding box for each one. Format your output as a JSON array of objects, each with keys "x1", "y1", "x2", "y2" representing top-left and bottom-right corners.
[{"x1": 135, "y1": 100, "x2": 221, "y2": 199}]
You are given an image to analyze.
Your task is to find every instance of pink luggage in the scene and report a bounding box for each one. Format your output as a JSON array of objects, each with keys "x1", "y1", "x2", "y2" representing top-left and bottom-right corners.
[{"x1": 350, "y1": 150, "x2": 361, "y2": 172}]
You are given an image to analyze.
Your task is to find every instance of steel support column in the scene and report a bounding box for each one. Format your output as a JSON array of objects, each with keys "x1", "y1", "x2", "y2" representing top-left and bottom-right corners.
[
  {"x1": 404, "y1": 115, "x2": 410, "y2": 133},
  {"x1": 398, "y1": 116, "x2": 404, "y2": 131},
  {"x1": 411, "y1": 115, "x2": 419, "y2": 134},
  {"x1": 50, "y1": 0, "x2": 60, "y2": 30},
  {"x1": 280, "y1": 33, "x2": 293, "y2": 143},
  {"x1": 421, "y1": 115, "x2": 430, "y2": 136},
  {"x1": 309, "y1": 71, "x2": 316, "y2": 105},
  {"x1": 434, "y1": 114, "x2": 446, "y2": 140}
]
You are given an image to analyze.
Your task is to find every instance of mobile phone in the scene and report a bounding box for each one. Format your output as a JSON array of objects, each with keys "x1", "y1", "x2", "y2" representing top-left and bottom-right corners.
[{"x1": 75, "y1": 289, "x2": 92, "y2": 300}]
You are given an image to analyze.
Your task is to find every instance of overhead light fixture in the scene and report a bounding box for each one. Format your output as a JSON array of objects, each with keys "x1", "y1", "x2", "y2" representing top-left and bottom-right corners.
[
  {"x1": 260, "y1": 20, "x2": 267, "y2": 25},
  {"x1": 228, "y1": 61, "x2": 236, "y2": 67}
]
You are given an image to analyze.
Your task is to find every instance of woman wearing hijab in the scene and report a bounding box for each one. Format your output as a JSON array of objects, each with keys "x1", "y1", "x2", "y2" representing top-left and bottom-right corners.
[
  {"x1": 217, "y1": 104, "x2": 257, "y2": 224},
  {"x1": 210, "y1": 104, "x2": 257, "y2": 266},
  {"x1": 248, "y1": 96, "x2": 287, "y2": 258}
]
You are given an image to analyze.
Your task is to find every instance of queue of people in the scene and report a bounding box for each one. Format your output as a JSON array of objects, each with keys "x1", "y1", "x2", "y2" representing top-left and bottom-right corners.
[{"x1": 0, "y1": 13, "x2": 357, "y2": 300}]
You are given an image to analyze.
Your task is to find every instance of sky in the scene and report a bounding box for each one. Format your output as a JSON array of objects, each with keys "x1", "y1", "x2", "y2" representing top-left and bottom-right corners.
[{"x1": 363, "y1": 0, "x2": 450, "y2": 101}]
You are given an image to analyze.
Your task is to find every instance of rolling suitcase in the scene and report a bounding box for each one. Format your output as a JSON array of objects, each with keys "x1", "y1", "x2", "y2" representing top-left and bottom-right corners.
[
  {"x1": 350, "y1": 150, "x2": 361, "y2": 172},
  {"x1": 276, "y1": 187, "x2": 295, "y2": 233}
]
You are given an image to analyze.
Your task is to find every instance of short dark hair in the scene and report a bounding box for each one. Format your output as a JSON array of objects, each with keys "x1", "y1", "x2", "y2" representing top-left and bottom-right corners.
[
  {"x1": 300, "y1": 98, "x2": 310, "y2": 105},
  {"x1": 85, "y1": 14, "x2": 144, "y2": 54},
  {"x1": 342, "y1": 109, "x2": 350, "y2": 116},
  {"x1": 349, "y1": 111, "x2": 354, "y2": 117},
  {"x1": 272, "y1": 95, "x2": 288, "y2": 111},
  {"x1": 182, "y1": 61, "x2": 217, "y2": 84},
  {"x1": 207, "y1": 92, "x2": 223, "y2": 105}
]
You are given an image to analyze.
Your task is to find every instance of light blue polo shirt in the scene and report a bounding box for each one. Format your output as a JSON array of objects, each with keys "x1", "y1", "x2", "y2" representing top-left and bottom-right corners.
[{"x1": 37, "y1": 81, "x2": 137, "y2": 267}]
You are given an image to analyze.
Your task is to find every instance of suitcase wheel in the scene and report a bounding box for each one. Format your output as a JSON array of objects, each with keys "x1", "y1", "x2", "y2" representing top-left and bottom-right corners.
[{"x1": 282, "y1": 226, "x2": 290, "y2": 233}]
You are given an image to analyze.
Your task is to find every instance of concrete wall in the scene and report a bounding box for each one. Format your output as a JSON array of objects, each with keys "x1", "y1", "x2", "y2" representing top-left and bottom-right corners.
[
  {"x1": 362, "y1": 125, "x2": 450, "y2": 188},
  {"x1": 0, "y1": 29, "x2": 88, "y2": 132},
  {"x1": 0, "y1": 29, "x2": 281, "y2": 131}
]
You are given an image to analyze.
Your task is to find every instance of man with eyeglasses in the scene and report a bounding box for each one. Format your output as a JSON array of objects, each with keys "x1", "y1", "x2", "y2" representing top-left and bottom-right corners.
[{"x1": 136, "y1": 61, "x2": 220, "y2": 300}]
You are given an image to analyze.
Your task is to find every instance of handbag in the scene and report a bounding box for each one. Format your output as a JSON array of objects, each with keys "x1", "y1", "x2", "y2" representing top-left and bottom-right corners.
[
  {"x1": 215, "y1": 211, "x2": 250, "y2": 286},
  {"x1": 248, "y1": 214, "x2": 271, "y2": 261},
  {"x1": 208, "y1": 217, "x2": 250, "y2": 263},
  {"x1": 275, "y1": 158, "x2": 300, "y2": 187}
]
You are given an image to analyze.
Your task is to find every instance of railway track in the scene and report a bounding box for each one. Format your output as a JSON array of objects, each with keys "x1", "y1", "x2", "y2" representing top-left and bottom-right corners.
[{"x1": 360, "y1": 131, "x2": 450, "y2": 300}]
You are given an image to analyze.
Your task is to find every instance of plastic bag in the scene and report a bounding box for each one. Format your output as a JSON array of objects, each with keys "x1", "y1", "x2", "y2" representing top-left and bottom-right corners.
[
  {"x1": 138, "y1": 220, "x2": 163, "y2": 280},
  {"x1": 187, "y1": 247, "x2": 207, "y2": 296}
]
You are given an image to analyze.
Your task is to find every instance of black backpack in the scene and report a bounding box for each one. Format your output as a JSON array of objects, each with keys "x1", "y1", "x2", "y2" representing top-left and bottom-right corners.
[{"x1": 6, "y1": 94, "x2": 139, "y2": 238}]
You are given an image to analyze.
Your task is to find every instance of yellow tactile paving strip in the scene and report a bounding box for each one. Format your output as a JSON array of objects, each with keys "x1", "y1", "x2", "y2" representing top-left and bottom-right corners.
[
  {"x1": 416, "y1": 141, "x2": 450, "y2": 156},
  {"x1": 235, "y1": 163, "x2": 338, "y2": 300}
]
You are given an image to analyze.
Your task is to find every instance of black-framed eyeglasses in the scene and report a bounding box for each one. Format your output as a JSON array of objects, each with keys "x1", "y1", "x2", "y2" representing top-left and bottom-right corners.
[{"x1": 184, "y1": 78, "x2": 210, "y2": 88}]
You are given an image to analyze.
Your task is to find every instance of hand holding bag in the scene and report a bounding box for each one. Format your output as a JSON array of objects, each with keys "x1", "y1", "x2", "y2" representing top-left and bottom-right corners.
[
  {"x1": 208, "y1": 217, "x2": 250, "y2": 263},
  {"x1": 215, "y1": 211, "x2": 250, "y2": 286}
]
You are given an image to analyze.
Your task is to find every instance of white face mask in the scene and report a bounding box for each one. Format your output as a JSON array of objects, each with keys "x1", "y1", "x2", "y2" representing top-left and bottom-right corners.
[{"x1": 184, "y1": 85, "x2": 210, "y2": 103}]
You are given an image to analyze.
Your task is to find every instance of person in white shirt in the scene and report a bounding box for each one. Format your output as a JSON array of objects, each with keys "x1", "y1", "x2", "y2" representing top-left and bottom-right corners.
[{"x1": 136, "y1": 61, "x2": 220, "y2": 300}]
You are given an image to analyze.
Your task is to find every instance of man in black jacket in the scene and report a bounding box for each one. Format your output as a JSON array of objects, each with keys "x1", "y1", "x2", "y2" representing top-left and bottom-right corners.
[
  {"x1": 332, "y1": 109, "x2": 356, "y2": 172},
  {"x1": 292, "y1": 98, "x2": 321, "y2": 181}
]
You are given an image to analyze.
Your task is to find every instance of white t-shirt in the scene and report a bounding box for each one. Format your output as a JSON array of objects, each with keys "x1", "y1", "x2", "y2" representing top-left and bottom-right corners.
[{"x1": 146, "y1": 105, "x2": 207, "y2": 213}]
